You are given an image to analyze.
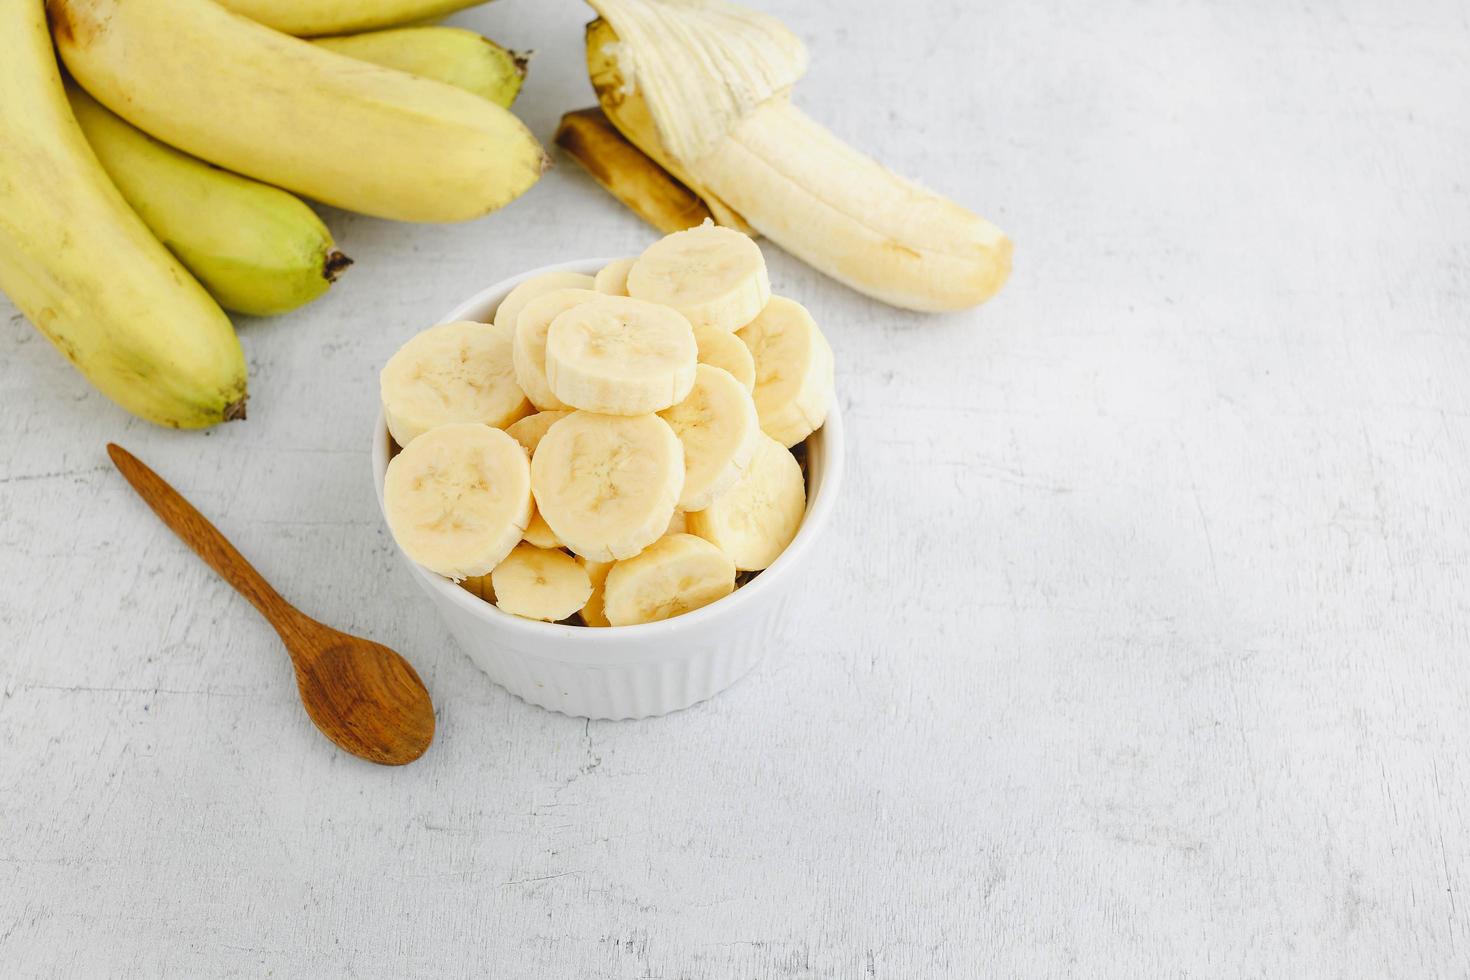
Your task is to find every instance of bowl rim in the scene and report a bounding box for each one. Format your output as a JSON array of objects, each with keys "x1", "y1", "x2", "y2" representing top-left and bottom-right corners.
[{"x1": 371, "y1": 257, "x2": 845, "y2": 650}]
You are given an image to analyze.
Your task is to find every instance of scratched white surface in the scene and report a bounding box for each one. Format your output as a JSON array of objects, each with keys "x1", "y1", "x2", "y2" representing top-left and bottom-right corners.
[{"x1": 3, "y1": 0, "x2": 1469, "y2": 975}]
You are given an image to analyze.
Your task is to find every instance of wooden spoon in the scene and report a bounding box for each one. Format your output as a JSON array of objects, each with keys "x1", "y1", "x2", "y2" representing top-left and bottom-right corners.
[{"x1": 107, "y1": 443, "x2": 434, "y2": 766}]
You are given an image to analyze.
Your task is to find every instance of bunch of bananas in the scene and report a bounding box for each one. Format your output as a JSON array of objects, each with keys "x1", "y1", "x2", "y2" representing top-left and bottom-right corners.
[{"x1": 0, "y1": 0, "x2": 546, "y2": 429}]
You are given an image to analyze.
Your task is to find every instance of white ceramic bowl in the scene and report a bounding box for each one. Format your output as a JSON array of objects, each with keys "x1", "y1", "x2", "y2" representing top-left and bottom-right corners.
[{"x1": 371, "y1": 259, "x2": 845, "y2": 720}]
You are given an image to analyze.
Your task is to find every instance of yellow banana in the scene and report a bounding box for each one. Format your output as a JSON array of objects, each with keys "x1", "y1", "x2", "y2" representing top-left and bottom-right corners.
[
  {"x1": 52, "y1": 0, "x2": 547, "y2": 223},
  {"x1": 0, "y1": 0, "x2": 246, "y2": 428},
  {"x1": 215, "y1": 0, "x2": 483, "y2": 37},
  {"x1": 67, "y1": 85, "x2": 350, "y2": 317},
  {"x1": 584, "y1": 2, "x2": 1011, "y2": 312},
  {"x1": 312, "y1": 26, "x2": 527, "y2": 107}
]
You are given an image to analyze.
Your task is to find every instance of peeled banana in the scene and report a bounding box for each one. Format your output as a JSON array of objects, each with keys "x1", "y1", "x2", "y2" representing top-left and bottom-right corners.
[
  {"x1": 53, "y1": 0, "x2": 547, "y2": 223},
  {"x1": 0, "y1": 0, "x2": 246, "y2": 428},
  {"x1": 66, "y1": 85, "x2": 349, "y2": 318},
  {"x1": 313, "y1": 27, "x2": 527, "y2": 107},
  {"x1": 216, "y1": 0, "x2": 483, "y2": 38},
  {"x1": 584, "y1": 18, "x2": 752, "y2": 234},
  {"x1": 584, "y1": 2, "x2": 1012, "y2": 312}
]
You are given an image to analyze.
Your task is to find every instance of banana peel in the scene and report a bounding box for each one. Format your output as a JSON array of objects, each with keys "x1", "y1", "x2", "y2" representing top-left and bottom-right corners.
[
  {"x1": 584, "y1": 18, "x2": 753, "y2": 235},
  {"x1": 555, "y1": 108, "x2": 712, "y2": 235}
]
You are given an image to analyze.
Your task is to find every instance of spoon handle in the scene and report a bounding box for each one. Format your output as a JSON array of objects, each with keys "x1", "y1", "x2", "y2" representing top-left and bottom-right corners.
[{"x1": 106, "y1": 443, "x2": 307, "y2": 639}]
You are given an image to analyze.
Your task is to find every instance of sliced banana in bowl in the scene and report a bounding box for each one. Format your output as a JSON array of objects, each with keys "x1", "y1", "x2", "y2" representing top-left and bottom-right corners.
[
  {"x1": 659, "y1": 363, "x2": 762, "y2": 512},
  {"x1": 602, "y1": 533, "x2": 736, "y2": 626},
  {"x1": 512, "y1": 287, "x2": 601, "y2": 411},
  {"x1": 490, "y1": 544, "x2": 593, "y2": 623},
  {"x1": 505, "y1": 410, "x2": 573, "y2": 549},
  {"x1": 737, "y1": 296, "x2": 835, "y2": 448},
  {"x1": 382, "y1": 422, "x2": 533, "y2": 580},
  {"x1": 544, "y1": 295, "x2": 699, "y2": 415},
  {"x1": 493, "y1": 270, "x2": 597, "y2": 331},
  {"x1": 370, "y1": 249, "x2": 843, "y2": 719},
  {"x1": 380, "y1": 320, "x2": 531, "y2": 447},
  {"x1": 627, "y1": 221, "x2": 770, "y2": 332},
  {"x1": 693, "y1": 323, "x2": 756, "y2": 391},
  {"x1": 685, "y1": 433, "x2": 806, "y2": 572},
  {"x1": 594, "y1": 256, "x2": 637, "y2": 295},
  {"x1": 530, "y1": 410, "x2": 684, "y2": 562}
]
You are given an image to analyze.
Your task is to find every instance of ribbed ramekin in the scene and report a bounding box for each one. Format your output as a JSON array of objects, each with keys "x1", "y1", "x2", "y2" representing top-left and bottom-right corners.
[{"x1": 370, "y1": 259, "x2": 844, "y2": 719}]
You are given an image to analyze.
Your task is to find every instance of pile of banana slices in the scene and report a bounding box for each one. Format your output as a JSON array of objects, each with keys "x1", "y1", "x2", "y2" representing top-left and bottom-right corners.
[{"x1": 381, "y1": 223, "x2": 834, "y2": 627}]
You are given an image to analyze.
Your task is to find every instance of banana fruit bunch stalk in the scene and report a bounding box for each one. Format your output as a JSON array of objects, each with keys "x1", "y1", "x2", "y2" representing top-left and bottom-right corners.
[
  {"x1": 0, "y1": 0, "x2": 541, "y2": 428},
  {"x1": 574, "y1": 0, "x2": 1011, "y2": 313},
  {"x1": 379, "y1": 224, "x2": 832, "y2": 627}
]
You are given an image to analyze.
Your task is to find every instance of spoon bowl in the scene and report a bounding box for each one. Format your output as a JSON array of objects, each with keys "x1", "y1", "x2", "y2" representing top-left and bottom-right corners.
[
  {"x1": 292, "y1": 632, "x2": 435, "y2": 766},
  {"x1": 107, "y1": 443, "x2": 434, "y2": 766}
]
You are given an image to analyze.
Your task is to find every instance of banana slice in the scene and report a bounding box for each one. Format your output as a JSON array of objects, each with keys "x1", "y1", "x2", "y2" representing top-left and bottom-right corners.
[
  {"x1": 594, "y1": 256, "x2": 637, "y2": 295},
  {"x1": 666, "y1": 509, "x2": 688, "y2": 535},
  {"x1": 627, "y1": 221, "x2": 770, "y2": 332},
  {"x1": 490, "y1": 543, "x2": 592, "y2": 622},
  {"x1": 578, "y1": 556, "x2": 613, "y2": 627},
  {"x1": 511, "y1": 288, "x2": 601, "y2": 411},
  {"x1": 693, "y1": 323, "x2": 756, "y2": 391},
  {"x1": 380, "y1": 320, "x2": 530, "y2": 447},
  {"x1": 505, "y1": 410, "x2": 573, "y2": 549},
  {"x1": 521, "y1": 514, "x2": 560, "y2": 549},
  {"x1": 383, "y1": 422, "x2": 533, "y2": 580},
  {"x1": 686, "y1": 434, "x2": 804, "y2": 571},
  {"x1": 505, "y1": 409, "x2": 574, "y2": 450},
  {"x1": 658, "y1": 364, "x2": 762, "y2": 511},
  {"x1": 545, "y1": 295, "x2": 698, "y2": 415},
  {"x1": 461, "y1": 574, "x2": 495, "y2": 603},
  {"x1": 737, "y1": 296, "x2": 835, "y2": 447},
  {"x1": 493, "y1": 270, "x2": 596, "y2": 331},
  {"x1": 602, "y1": 533, "x2": 736, "y2": 626},
  {"x1": 531, "y1": 411, "x2": 683, "y2": 561}
]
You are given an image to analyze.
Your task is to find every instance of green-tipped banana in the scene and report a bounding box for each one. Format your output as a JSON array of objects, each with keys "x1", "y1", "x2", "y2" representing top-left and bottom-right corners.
[
  {"x1": 0, "y1": 0, "x2": 245, "y2": 428},
  {"x1": 313, "y1": 27, "x2": 528, "y2": 108},
  {"x1": 67, "y1": 85, "x2": 350, "y2": 317}
]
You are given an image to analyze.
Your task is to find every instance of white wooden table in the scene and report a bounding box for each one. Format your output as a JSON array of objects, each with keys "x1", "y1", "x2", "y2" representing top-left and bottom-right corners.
[{"x1": 4, "y1": 0, "x2": 1468, "y2": 975}]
